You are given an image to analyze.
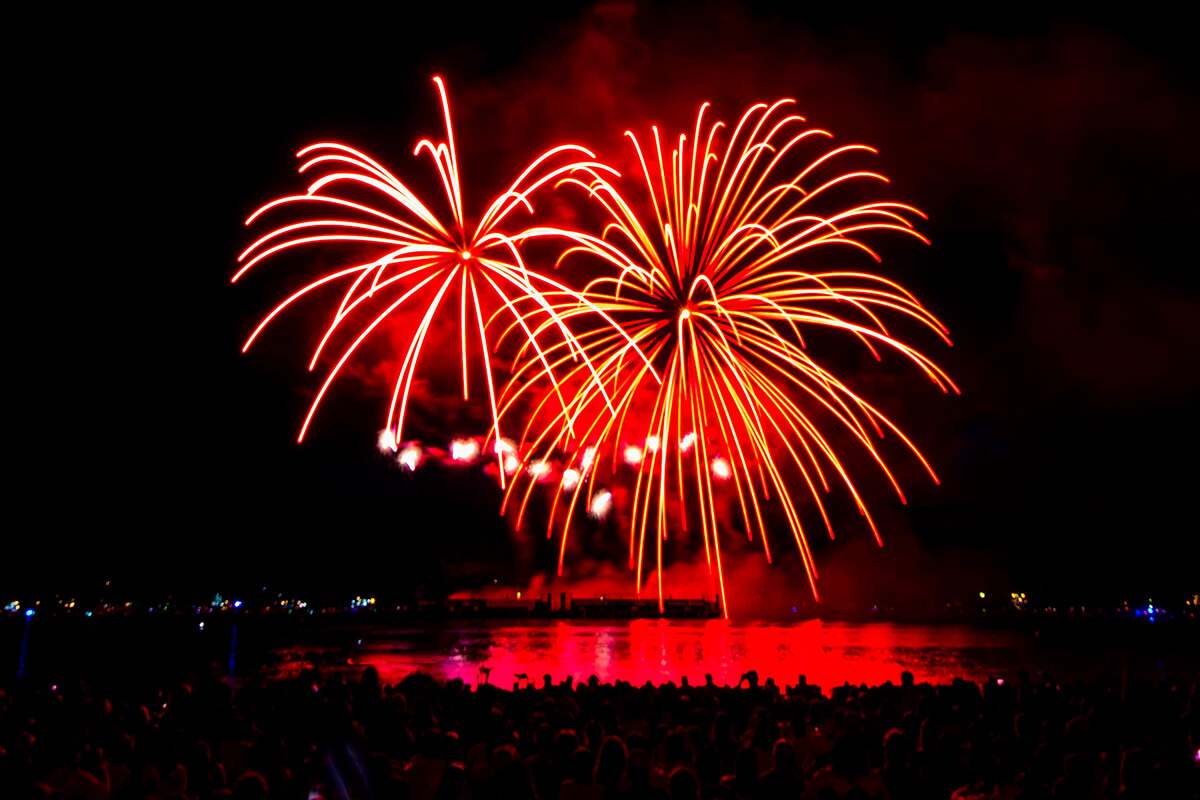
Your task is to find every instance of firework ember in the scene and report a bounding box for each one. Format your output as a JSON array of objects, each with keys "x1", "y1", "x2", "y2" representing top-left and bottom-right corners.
[
  {"x1": 233, "y1": 77, "x2": 642, "y2": 480},
  {"x1": 450, "y1": 438, "x2": 479, "y2": 463},
  {"x1": 398, "y1": 444, "x2": 422, "y2": 471},
  {"x1": 498, "y1": 98, "x2": 958, "y2": 615}
]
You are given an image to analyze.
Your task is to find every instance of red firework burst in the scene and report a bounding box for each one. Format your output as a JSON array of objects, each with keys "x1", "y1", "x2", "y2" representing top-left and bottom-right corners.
[{"x1": 234, "y1": 77, "x2": 647, "y2": 479}]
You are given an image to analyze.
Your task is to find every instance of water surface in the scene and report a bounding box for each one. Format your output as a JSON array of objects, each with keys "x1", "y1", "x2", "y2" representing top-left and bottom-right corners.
[
  {"x1": 270, "y1": 618, "x2": 1194, "y2": 690},
  {"x1": 4, "y1": 616, "x2": 1193, "y2": 691}
]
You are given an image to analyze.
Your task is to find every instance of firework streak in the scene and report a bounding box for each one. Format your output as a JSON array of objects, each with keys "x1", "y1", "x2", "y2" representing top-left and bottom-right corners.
[{"x1": 497, "y1": 99, "x2": 958, "y2": 615}]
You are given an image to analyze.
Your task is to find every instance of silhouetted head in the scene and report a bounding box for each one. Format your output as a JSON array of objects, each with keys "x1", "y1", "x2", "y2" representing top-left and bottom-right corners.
[
  {"x1": 666, "y1": 729, "x2": 690, "y2": 764},
  {"x1": 569, "y1": 746, "x2": 594, "y2": 785},
  {"x1": 233, "y1": 772, "x2": 268, "y2": 800},
  {"x1": 594, "y1": 736, "x2": 628, "y2": 789},
  {"x1": 669, "y1": 766, "x2": 700, "y2": 800},
  {"x1": 434, "y1": 765, "x2": 466, "y2": 800},
  {"x1": 492, "y1": 744, "x2": 518, "y2": 771},
  {"x1": 883, "y1": 728, "x2": 910, "y2": 768},
  {"x1": 773, "y1": 739, "x2": 796, "y2": 771},
  {"x1": 554, "y1": 729, "x2": 579, "y2": 764}
]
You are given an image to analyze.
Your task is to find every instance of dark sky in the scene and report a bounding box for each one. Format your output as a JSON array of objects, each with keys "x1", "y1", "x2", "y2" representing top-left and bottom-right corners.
[{"x1": 9, "y1": 3, "x2": 1199, "y2": 607}]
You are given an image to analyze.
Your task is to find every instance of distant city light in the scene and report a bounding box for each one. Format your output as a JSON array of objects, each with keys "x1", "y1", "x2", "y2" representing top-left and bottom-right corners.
[
  {"x1": 581, "y1": 446, "x2": 597, "y2": 471},
  {"x1": 233, "y1": 600, "x2": 243, "y2": 609},
  {"x1": 377, "y1": 428, "x2": 397, "y2": 453},
  {"x1": 645, "y1": 435, "x2": 660, "y2": 453},
  {"x1": 527, "y1": 461, "x2": 551, "y2": 480},
  {"x1": 624, "y1": 445, "x2": 643, "y2": 465},
  {"x1": 680, "y1": 432, "x2": 696, "y2": 452},
  {"x1": 979, "y1": 591, "x2": 986, "y2": 599},
  {"x1": 711, "y1": 457, "x2": 731, "y2": 480},
  {"x1": 504, "y1": 455, "x2": 520, "y2": 475},
  {"x1": 25, "y1": 608, "x2": 34, "y2": 618}
]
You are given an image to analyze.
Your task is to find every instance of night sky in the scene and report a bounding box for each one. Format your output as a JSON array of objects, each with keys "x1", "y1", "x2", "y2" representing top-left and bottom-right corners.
[{"x1": 10, "y1": 3, "x2": 1198, "y2": 609}]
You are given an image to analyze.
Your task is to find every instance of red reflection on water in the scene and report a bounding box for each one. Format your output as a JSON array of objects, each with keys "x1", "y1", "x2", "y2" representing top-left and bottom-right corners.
[{"x1": 278, "y1": 620, "x2": 1025, "y2": 690}]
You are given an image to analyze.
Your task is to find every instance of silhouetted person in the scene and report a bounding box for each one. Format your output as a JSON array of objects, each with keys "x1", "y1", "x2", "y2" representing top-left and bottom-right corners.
[
  {"x1": 720, "y1": 748, "x2": 760, "y2": 800},
  {"x1": 404, "y1": 729, "x2": 446, "y2": 800},
  {"x1": 618, "y1": 749, "x2": 669, "y2": 800},
  {"x1": 667, "y1": 766, "x2": 700, "y2": 800},
  {"x1": 595, "y1": 736, "x2": 628, "y2": 800},
  {"x1": 758, "y1": 740, "x2": 804, "y2": 799},
  {"x1": 805, "y1": 733, "x2": 884, "y2": 798},
  {"x1": 433, "y1": 764, "x2": 465, "y2": 800},
  {"x1": 494, "y1": 758, "x2": 539, "y2": 800},
  {"x1": 560, "y1": 746, "x2": 603, "y2": 800},
  {"x1": 232, "y1": 771, "x2": 268, "y2": 800},
  {"x1": 875, "y1": 729, "x2": 919, "y2": 800}
]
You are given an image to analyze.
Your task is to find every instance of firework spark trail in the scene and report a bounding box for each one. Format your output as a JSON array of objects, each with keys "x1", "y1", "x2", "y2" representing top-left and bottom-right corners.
[
  {"x1": 234, "y1": 78, "x2": 653, "y2": 480},
  {"x1": 497, "y1": 99, "x2": 958, "y2": 616}
]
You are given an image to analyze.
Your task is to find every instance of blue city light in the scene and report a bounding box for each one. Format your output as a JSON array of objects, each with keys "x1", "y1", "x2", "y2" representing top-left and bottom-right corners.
[{"x1": 25, "y1": 608, "x2": 35, "y2": 618}]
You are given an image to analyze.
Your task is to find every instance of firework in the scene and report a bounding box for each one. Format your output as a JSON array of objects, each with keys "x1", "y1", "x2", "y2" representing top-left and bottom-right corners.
[
  {"x1": 398, "y1": 444, "x2": 422, "y2": 471},
  {"x1": 450, "y1": 438, "x2": 479, "y2": 463},
  {"x1": 498, "y1": 99, "x2": 958, "y2": 615},
  {"x1": 234, "y1": 77, "x2": 645, "y2": 478}
]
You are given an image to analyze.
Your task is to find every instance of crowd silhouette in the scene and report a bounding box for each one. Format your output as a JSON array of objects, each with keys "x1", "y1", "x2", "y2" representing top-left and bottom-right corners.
[{"x1": 1, "y1": 666, "x2": 1196, "y2": 799}]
